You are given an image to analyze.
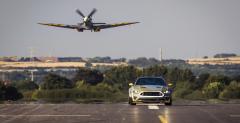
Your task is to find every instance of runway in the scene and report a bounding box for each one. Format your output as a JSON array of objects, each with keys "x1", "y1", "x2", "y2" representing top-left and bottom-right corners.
[{"x1": 0, "y1": 103, "x2": 239, "y2": 123}]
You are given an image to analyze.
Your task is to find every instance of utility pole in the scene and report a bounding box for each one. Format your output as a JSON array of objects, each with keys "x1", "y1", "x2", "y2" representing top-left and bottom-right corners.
[
  {"x1": 30, "y1": 47, "x2": 34, "y2": 82},
  {"x1": 159, "y1": 48, "x2": 163, "y2": 66}
]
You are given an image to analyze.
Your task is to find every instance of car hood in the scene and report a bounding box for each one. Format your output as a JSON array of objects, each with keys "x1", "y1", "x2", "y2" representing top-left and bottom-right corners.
[{"x1": 133, "y1": 85, "x2": 166, "y2": 92}]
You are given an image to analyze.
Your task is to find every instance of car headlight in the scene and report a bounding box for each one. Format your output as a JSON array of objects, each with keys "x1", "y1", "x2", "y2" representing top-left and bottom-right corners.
[
  {"x1": 133, "y1": 90, "x2": 139, "y2": 94},
  {"x1": 162, "y1": 87, "x2": 169, "y2": 93}
]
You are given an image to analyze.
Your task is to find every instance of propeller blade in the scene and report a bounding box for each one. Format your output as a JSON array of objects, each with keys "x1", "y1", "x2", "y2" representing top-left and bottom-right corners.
[
  {"x1": 88, "y1": 8, "x2": 97, "y2": 18},
  {"x1": 76, "y1": 9, "x2": 85, "y2": 18}
]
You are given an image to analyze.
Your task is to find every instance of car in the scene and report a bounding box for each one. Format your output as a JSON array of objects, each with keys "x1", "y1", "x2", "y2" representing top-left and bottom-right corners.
[{"x1": 128, "y1": 77, "x2": 172, "y2": 105}]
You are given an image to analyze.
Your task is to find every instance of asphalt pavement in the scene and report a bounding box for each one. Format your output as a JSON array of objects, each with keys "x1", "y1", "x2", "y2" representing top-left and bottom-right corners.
[{"x1": 0, "y1": 103, "x2": 239, "y2": 123}]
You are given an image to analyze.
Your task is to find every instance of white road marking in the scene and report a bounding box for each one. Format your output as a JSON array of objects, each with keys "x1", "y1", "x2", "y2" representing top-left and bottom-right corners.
[
  {"x1": 148, "y1": 105, "x2": 159, "y2": 110},
  {"x1": 2, "y1": 104, "x2": 43, "y2": 123},
  {"x1": 230, "y1": 114, "x2": 240, "y2": 118},
  {"x1": 138, "y1": 103, "x2": 164, "y2": 106},
  {"x1": 0, "y1": 114, "x2": 91, "y2": 117}
]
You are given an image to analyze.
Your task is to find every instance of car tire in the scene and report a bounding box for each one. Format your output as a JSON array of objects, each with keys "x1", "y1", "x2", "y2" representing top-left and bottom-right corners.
[
  {"x1": 128, "y1": 97, "x2": 136, "y2": 105},
  {"x1": 164, "y1": 97, "x2": 172, "y2": 106}
]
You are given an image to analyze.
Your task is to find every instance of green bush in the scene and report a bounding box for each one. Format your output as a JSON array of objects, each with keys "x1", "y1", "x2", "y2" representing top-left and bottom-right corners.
[
  {"x1": 0, "y1": 82, "x2": 4, "y2": 100},
  {"x1": 172, "y1": 81, "x2": 194, "y2": 98},
  {"x1": 203, "y1": 82, "x2": 224, "y2": 99},
  {"x1": 184, "y1": 90, "x2": 205, "y2": 100},
  {"x1": 31, "y1": 83, "x2": 126, "y2": 102},
  {"x1": 22, "y1": 91, "x2": 35, "y2": 101},
  {"x1": 41, "y1": 73, "x2": 73, "y2": 90},
  {"x1": 73, "y1": 68, "x2": 103, "y2": 85},
  {"x1": 13, "y1": 80, "x2": 39, "y2": 91},
  {"x1": 219, "y1": 81, "x2": 240, "y2": 99}
]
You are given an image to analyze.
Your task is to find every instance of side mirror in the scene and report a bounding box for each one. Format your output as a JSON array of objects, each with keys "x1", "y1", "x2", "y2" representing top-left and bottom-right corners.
[{"x1": 129, "y1": 83, "x2": 133, "y2": 86}]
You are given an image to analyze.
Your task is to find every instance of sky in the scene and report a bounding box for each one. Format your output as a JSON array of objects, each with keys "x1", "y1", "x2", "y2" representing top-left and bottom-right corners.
[{"x1": 0, "y1": 0, "x2": 240, "y2": 59}]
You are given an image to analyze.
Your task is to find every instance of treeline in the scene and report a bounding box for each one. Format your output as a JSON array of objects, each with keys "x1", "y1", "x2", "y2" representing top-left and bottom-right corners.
[
  {"x1": 0, "y1": 82, "x2": 23, "y2": 101},
  {"x1": 1, "y1": 65, "x2": 240, "y2": 102}
]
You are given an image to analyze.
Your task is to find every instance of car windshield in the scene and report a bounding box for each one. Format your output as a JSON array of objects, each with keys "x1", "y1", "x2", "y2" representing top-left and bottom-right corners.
[{"x1": 136, "y1": 77, "x2": 166, "y2": 86}]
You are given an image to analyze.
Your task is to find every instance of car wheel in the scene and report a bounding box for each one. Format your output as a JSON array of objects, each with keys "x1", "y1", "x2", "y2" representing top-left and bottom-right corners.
[
  {"x1": 128, "y1": 97, "x2": 136, "y2": 105},
  {"x1": 164, "y1": 97, "x2": 172, "y2": 106}
]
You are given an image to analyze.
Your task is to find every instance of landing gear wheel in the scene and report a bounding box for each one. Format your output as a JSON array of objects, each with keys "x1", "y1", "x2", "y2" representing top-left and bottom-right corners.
[
  {"x1": 164, "y1": 97, "x2": 172, "y2": 106},
  {"x1": 128, "y1": 97, "x2": 136, "y2": 105}
]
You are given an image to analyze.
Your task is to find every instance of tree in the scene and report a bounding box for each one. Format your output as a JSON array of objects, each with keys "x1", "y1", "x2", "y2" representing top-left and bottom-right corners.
[
  {"x1": 41, "y1": 73, "x2": 73, "y2": 90},
  {"x1": 203, "y1": 56, "x2": 208, "y2": 59},
  {"x1": 232, "y1": 75, "x2": 240, "y2": 83},
  {"x1": 104, "y1": 66, "x2": 139, "y2": 90},
  {"x1": 73, "y1": 68, "x2": 103, "y2": 85},
  {"x1": 203, "y1": 82, "x2": 224, "y2": 98},
  {"x1": 167, "y1": 67, "x2": 181, "y2": 85},
  {"x1": 214, "y1": 53, "x2": 236, "y2": 58},
  {"x1": 85, "y1": 62, "x2": 92, "y2": 68},
  {"x1": 4, "y1": 85, "x2": 23, "y2": 101},
  {"x1": 0, "y1": 81, "x2": 4, "y2": 100},
  {"x1": 13, "y1": 80, "x2": 39, "y2": 91},
  {"x1": 219, "y1": 81, "x2": 240, "y2": 99},
  {"x1": 128, "y1": 57, "x2": 160, "y2": 68},
  {"x1": 194, "y1": 73, "x2": 210, "y2": 89},
  {"x1": 181, "y1": 69, "x2": 195, "y2": 81},
  {"x1": 143, "y1": 65, "x2": 168, "y2": 77},
  {"x1": 206, "y1": 75, "x2": 231, "y2": 85}
]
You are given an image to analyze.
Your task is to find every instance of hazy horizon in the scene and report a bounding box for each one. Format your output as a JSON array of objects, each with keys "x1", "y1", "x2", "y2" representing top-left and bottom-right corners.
[{"x1": 1, "y1": 0, "x2": 240, "y2": 59}]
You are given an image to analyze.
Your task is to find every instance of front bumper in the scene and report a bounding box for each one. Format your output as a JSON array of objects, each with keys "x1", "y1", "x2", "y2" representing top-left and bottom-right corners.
[{"x1": 131, "y1": 92, "x2": 171, "y2": 103}]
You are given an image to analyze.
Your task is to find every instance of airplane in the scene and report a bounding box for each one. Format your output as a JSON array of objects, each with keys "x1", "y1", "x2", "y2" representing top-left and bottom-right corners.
[{"x1": 38, "y1": 8, "x2": 139, "y2": 32}]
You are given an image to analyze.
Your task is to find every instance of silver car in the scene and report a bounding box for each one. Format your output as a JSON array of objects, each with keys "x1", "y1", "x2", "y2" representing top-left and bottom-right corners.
[{"x1": 128, "y1": 77, "x2": 172, "y2": 105}]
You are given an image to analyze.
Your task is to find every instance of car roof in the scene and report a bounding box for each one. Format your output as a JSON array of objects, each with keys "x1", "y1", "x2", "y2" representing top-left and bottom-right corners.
[
  {"x1": 135, "y1": 76, "x2": 166, "y2": 82},
  {"x1": 137, "y1": 76, "x2": 164, "y2": 79}
]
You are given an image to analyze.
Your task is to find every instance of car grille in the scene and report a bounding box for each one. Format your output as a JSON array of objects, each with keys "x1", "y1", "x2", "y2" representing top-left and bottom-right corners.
[{"x1": 142, "y1": 92, "x2": 162, "y2": 96}]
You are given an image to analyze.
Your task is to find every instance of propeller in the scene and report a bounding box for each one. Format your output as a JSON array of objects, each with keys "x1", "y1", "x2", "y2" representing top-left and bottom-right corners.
[
  {"x1": 76, "y1": 9, "x2": 85, "y2": 18},
  {"x1": 88, "y1": 8, "x2": 97, "y2": 18}
]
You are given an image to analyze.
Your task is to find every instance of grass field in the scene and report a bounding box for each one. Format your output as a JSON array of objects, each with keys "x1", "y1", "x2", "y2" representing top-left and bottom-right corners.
[{"x1": 187, "y1": 56, "x2": 240, "y2": 65}]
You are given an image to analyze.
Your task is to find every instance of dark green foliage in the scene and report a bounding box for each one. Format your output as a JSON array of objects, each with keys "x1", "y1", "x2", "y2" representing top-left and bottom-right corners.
[
  {"x1": 194, "y1": 73, "x2": 210, "y2": 89},
  {"x1": 87, "y1": 56, "x2": 125, "y2": 63},
  {"x1": 4, "y1": 86, "x2": 23, "y2": 101},
  {"x1": 104, "y1": 66, "x2": 139, "y2": 90},
  {"x1": 85, "y1": 62, "x2": 92, "y2": 68},
  {"x1": 13, "y1": 80, "x2": 39, "y2": 91},
  {"x1": 41, "y1": 73, "x2": 73, "y2": 90},
  {"x1": 232, "y1": 75, "x2": 240, "y2": 82},
  {"x1": 166, "y1": 68, "x2": 194, "y2": 83},
  {"x1": 167, "y1": 67, "x2": 181, "y2": 83},
  {"x1": 219, "y1": 81, "x2": 240, "y2": 99},
  {"x1": 206, "y1": 75, "x2": 231, "y2": 85},
  {"x1": 73, "y1": 68, "x2": 103, "y2": 85},
  {"x1": 128, "y1": 57, "x2": 160, "y2": 68},
  {"x1": 0, "y1": 82, "x2": 23, "y2": 101},
  {"x1": 184, "y1": 90, "x2": 205, "y2": 100},
  {"x1": 8, "y1": 65, "x2": 240, "y2": 102},
  {"x1": 214, "y1": 53, "x2": 236, "y2": 58},
  {"x1": 143, "y1": 65, "x2": 168, "y2": 77},
  {"x1": 172, "y1": 81, "x2": 194, "y2": 98},
  {"x1": 181, "y1": 69, "x2": 195, "y2": 81},
  {"x1": 203, "y1": 82, "x2": 224, "y2": 98},
  {"x1": 0, "y1": 81, "x2": 4, "y2": 100},
  {"x1": 32, "y1": 82, "x2": 125, "y2": 103}
]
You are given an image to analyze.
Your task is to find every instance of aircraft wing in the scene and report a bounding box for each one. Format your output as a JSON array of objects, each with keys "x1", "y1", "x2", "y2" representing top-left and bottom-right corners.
[
  {"x1": 38, "y1": 23, "x2": 77, "y2": 29},
  {"x1": 94, "y1": 22, "x2": 139, "y2": 29}
]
